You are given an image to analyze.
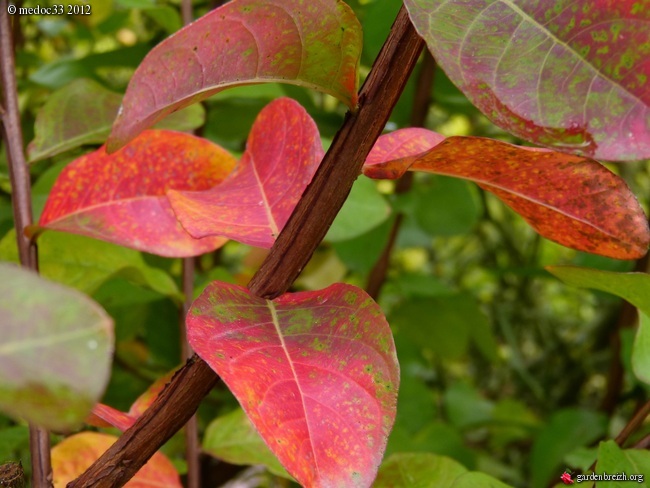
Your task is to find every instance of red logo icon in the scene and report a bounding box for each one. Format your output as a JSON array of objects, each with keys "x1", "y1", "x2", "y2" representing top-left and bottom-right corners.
[{"x1": 561, "y1": 471, "x2": 574, "y2": 484}]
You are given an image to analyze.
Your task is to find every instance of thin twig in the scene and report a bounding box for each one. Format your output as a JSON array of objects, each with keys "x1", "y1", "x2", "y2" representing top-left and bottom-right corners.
[
  {"x1": 365, "y1": 51, "x2": 436, "y2": 299},
  {"x1": 68, "y1": 7, "x2": 423, "y2": 487},
  {"x1": 614, "y1": 399, "x2": 650, "y2": 447},
  {"x1": 0, "y1": 4, "x2": 51, "y2": 487},
  {"x1": 181, "y1": 257, "x2": 201, "y2": 488}
]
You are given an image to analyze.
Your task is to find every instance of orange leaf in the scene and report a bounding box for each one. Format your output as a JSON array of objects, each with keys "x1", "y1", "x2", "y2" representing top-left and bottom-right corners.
[
  {"x1": 364, "y1": 131, "x2": 649, "y2": 259},
  {"x1": 36, "y1": 130, "x2": 236, "y2": 257},
  {"x1": 52, "y1": 432, "x2": 181, "y2": 487}
]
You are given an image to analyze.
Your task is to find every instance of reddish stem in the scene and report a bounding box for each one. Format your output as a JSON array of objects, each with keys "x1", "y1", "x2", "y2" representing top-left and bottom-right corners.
[{"x1": 0, "y1": 4, "x2": 51, "y2": 487}]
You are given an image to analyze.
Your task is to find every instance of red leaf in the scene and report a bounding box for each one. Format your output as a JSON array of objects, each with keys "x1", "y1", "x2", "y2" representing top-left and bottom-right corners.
[
  {"x1": 52, "y1": 432, "x2": 181, "y2": 487},
  {"x1": 187, "y1": 282, "x2": 399, "y2": 488},
  {"x1": 168, "y1": 98, "x2": 323, "y2": 249},
  {"x1": 107, "y1": 0, "x2": 361, "y2": 152},
  {"x1": 404, "y1": 0, "x2": 650, "y2": 160},
  {"x1": 36, "y1": 130, "x2": 236, "y2": 257},
  {"x1": 364, "y1": 130, "x2": 649, "y2": 259}
]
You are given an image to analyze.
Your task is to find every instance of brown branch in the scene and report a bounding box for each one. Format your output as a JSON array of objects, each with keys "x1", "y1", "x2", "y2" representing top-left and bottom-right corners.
[
  {"x1": 0, "y1": 5, "x2": 50, "y2": 487},
  {"x1": 68, "y1": 6, "x2": 423, "y2": 487},
  {"x1": 614, "y1": 399, "x2": 650, "y2": 447}
]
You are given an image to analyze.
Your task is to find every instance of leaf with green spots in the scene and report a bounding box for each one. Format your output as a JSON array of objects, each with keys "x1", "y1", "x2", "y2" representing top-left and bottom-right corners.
[
  {"x1": 51, "y1": 432, "x2": 181, "y2": 487},
  {"x1": 374, "y1": 453, "x2": 468, "y2": 487},
  {"x1": 364, "y1": 130, "x2": 649, "y2": 259},
  {"x1": 187, "y1": 281, "x2": 399, "y2": 488},
  {"x1": 107, "y1": 0, "x2": 362, "y2": 152},
  {"x1": 203, "y1": 408, "x2": 292, "y2": 480},
  {"x1": 0, "y1": 263, "x2": 113, "y2": 431},
  {"x1": 546, "y1": 266, "x2": 650, "y2": 384},
  {"x1": 0, "y1": 230, "x2": 180, "y2": 298},
  {"x1": 27, "y1": 78, "x2": 205, "y2": 163},
  {"x1": 33, "y1": 130, "x2": 236, "y2": 257},
  {"x1": 168, "y1": 98, "x2": 323, "y2": 249},
  {"x1": 404, "y1": 0, "x2": 650, "y2": 160}
]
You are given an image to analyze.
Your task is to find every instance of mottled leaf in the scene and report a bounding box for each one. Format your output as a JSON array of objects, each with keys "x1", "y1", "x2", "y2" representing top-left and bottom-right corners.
[
  {"x1": 169, "y1": 98, "x2": 323, "y2": 248},
  {"x1": 27, "y1": 79, "x2": 205, "y2": 163},
  {"x1": 203, "y1": 408, "x2": 292, "y2": 479},
  {"x1": 0, "y1": 263, "x2": 113, "y2": 431},
  {"x1": 107, "y1": 0, "x2": 361, "y2": 151},
  {"x1": 374, "y1": 453, "x2": 467, "y2": 487},
  {"x1": 0, "y1": 230, "x2": 179, "y2": 298},
  {"x1": 188, "y1": 282, "x2": 399, "y2": 488},
  {"x1": 364, "y1": 131, "x2": 649, "y2": 259},
  {"x1": 51, "y1": 432, "x2": 181, "y2": 487},
  {"x1": 35, "y1": 130, "x2": 236, "y2": 257},
  {"x1": 546, "y1": 266, "x2": 650, "y2": 384},
  {"x1": 404, "y1": 0, "x2": 650, "y2": 160}
]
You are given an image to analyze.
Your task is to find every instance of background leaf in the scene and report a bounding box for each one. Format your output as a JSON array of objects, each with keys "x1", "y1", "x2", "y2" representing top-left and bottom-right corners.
[
  {"x1": 595, "y1": 440, "x2": 650, "y2": 486},
  {"x1": 107, "y1": 0, "x2": 362, "y2": 151},
  {"x1": 530, "y1": 408, "x2": 607, "y2": 488},
  {"x1": 546, "y1": 267, "x2": 650, "y2": 384},
  {"x1": 404, "y1": 0, "x2": 650, "y2": 160},
  {"x1": 203, "y1": 408, "x2": 292, "y2": 480},
  {"x1": 374, "y1": 453, "x2": 467, "y2": 487},
  {"x1": 169, "y1": 98, "x2": 323, "y2": 248},
  {"x1": 364, "y1": 132, "x2": 649, "y2": 259},
  {"x1": 0, "y1": 230, "x2": 179, "y2": 298},
  {"x1": 0, "y1": 263, "x2": 113, "y2": 431},
  {"x1": 27, "y1": 79, "x2": 205, "y2": 163},
  {"x1": 325, "y1": 177, "x2": 391, "y2": 242},
  {"x1": 188, "y1": 282, "x2": 399, "y2": 488},
  {"x1": 51, "y1": 432, "x2": 181, "y2": 487},
  {"x1": 36, "y1": 130, "x2": 235, "y2": 257}
]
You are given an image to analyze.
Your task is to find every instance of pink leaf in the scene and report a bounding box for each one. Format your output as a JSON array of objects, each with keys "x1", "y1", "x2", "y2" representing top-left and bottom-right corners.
[
  {"x1": 364, "y1": 129, "x2": 649, "y2": 259},
  {"x1": 36, "y1": 130, "x2": 236, "y2": 257},
  {"x1": 168, "y1": 98, "x2": 323, "y2": 249},
  {"x1": 404, "y1": 0, "x2": 650, "y2": 160},
  {"x1": 187, "y1": 281, "x2": 399, "y2": 488},
  {"x1": 107, "y1": 0, "x2": 362, "y2": 152}
]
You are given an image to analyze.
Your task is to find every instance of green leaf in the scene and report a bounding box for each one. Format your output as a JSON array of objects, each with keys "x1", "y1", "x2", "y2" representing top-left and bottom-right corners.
[
  {"x1": 531, "y1": 408, "x2": 607, "y2": 488},
  {"x1": 203, "y1": 408, "x2": 292, "y2": 480},
  {"x1": 390, "y1": 294, "x2": 496, "y2": 361},
  {"x1": 634, "y1": 313, "x2": 650, "y2": 384},
  {"x1": 0, "y1": 263, "x2": 113, "y2": 431},
  {"x1": 595, "y1": 440, "x2": 650, "y2": 486},
  {"x1": 374, "y1": 453, "x2": 467, "y2": 487},
  {"x1": 547, "y1": 267, "x2": 650, "y2": 384},
  {"x1": 326, "y1": 177, "x2": 391, "y2": 242},
  {"x1": 412, "y1": 176, "x2": 481, "y2": 237},
  {"x1": 0, "y1": 230, "x2": 180, "y2": 299},
  {"x1": 451, "y1": 472, "x2": 515, "y2": 488},
  {"x1": 28, "y1": 79, "x2": 205, "y2": 162}
]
